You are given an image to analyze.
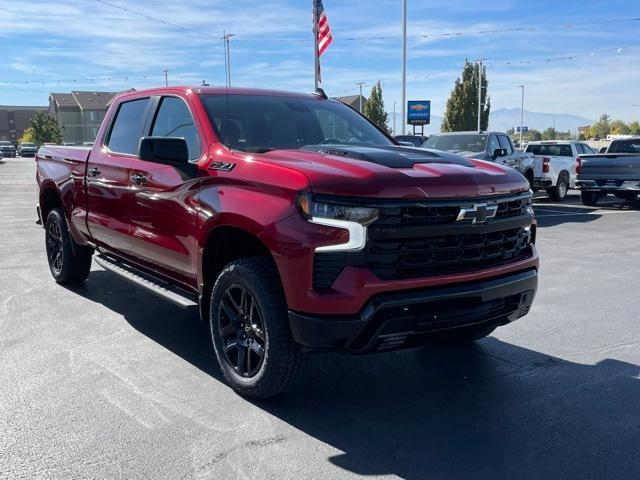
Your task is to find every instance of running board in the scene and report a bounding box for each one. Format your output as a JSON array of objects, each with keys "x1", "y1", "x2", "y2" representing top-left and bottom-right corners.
[{"x1": 95, "y1": 255, "x2": 198, "y2": 309}]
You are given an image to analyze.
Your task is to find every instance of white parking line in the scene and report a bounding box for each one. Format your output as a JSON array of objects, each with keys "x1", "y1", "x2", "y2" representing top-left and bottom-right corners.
[{"x1": 533, "y1": 207, "x2": 640, "y2": 217}]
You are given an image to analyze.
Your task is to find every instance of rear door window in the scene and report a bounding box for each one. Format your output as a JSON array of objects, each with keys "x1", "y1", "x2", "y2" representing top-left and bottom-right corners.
[{"x1": 106, "y1": 98, "x2": 150, "y2": 155}]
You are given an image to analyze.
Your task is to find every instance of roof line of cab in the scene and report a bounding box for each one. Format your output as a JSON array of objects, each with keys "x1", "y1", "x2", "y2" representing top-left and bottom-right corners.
[{"x1": 112, "y1": 86, "x2": 322, "y2": 103}]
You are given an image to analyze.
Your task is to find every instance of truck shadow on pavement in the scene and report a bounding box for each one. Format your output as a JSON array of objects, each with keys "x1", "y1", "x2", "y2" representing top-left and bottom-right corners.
[{"x1": 71, "y1": 271, "x2": 640, "y2": 480}]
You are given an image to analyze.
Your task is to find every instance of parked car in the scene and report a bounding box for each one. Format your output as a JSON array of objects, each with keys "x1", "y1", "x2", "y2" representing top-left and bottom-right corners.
[
  {"x1": 394, "y1": 135, "x2": 428, "y2": 147},
  {"x1": 576, "y1": 137, "x2": 640, "y2": 205},
  {"x1": 36, "y1": 86, "x2": 538, "y2": 398},
  {"x1": 524, "y1": 141, "x2": 597, "y2": 201},
  {"x1": 422, "y1": 131, "x2": 535, "y2": 184},
  {"x1": 0, "y1": 140, "x2": 17, "y2": 157},
  {"x1": 17, "y1": 142, "x2": 38, "y2": 157},
  {"x1": 82, "y1": 142, "x2": 95, "y2": 147}
]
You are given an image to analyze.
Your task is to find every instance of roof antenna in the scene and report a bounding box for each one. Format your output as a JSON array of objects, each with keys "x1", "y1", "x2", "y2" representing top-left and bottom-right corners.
[{"x1": 313, "y1": 87, "x2": 328, "y2": 99}]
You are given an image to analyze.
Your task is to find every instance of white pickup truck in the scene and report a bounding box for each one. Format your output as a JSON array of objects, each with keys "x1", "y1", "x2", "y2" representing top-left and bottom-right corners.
[{"x1": 524, "y1": 141, "x2": 597, "y2": 201}]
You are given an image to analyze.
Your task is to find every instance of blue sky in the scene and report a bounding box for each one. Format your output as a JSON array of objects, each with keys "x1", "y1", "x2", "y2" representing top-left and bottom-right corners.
[{"x1": 0, "y1": 0, "x2": 639, "y2": 128}]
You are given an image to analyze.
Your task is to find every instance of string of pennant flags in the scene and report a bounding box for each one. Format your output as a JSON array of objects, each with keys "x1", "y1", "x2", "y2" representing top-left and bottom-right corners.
[{"x1": 1, "y1": 42, "x2": 635, "y2": 91}]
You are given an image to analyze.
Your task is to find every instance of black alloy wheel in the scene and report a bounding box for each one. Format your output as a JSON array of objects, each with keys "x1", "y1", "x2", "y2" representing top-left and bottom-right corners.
[
  {"x1": 46, "y1": 220, "x2": 64, "y2": 275},
  {"x1": 218, "y1": 284, "x2": 266, "y2": 378}
]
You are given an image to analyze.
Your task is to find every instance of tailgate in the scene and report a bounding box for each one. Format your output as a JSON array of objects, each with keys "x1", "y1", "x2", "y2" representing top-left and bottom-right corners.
[{"x1": 579, "y1": 154, "x2": 640, "y2": 180}]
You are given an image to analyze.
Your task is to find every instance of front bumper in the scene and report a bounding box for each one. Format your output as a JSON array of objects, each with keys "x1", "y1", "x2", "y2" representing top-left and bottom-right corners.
[
  {"x1": 288, "y1": 268, "x2": 537, "y2": 352},
  {"x1": 0, "y1": 150, "x2": 16, "y2": 157},
  {"x1": 577, "y1": 179, "x2": 640, "y2": 191}
]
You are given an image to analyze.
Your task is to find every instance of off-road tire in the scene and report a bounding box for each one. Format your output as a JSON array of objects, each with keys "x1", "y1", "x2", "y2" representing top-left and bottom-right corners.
[
  {"x1": 45, "y1": 208, "x2": 93, "y2": 284},
  {"x1": 581, "y1": 190, "x2": 601, "y2": 206},
  {"x1": 209, "y1": 257, "x2": 305, "y2": 398}
]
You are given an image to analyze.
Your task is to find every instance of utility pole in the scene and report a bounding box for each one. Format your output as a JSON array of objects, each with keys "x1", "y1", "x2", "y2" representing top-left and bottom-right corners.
[
  {"x1": 393, "y1": 101, "x2": 397, "y2": 135},
  {"x1": 401, "y1": 0, "x2": 407, "y2": 136},
  {"x1": 223, "y1": 31, "x2": 234, "y2": 87},
  {"x1": 162, "y1": 69, "x2": 169, "y2": 86},
  {"x1": 477, "y1": 58, "x2": 485, "y2": 132},
  {"x1": 356, "y1": 82, "x2": 366, "y2": 112},
  {"x1": 517, "y1": 85, "x2": 525, "y2": 146}
]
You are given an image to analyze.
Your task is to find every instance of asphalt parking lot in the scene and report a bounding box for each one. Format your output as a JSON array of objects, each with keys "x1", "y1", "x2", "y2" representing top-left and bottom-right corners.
[{"x1": 1, "y1": 156, "x2": 640, "y2": 479}]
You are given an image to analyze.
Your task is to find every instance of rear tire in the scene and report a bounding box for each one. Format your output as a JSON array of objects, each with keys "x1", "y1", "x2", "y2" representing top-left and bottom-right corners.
[
  {"x1": 209, "y1": 257, "x2": 305, "y2": 398},
  {"x1": 581, "y1": 191, "x2": 601, "y2": 206},
  {"x1": 45, "y1": 208, "x2": 93, "y2": 284},
  {"x1": 547, "y1": 174, "x2": 569, "y2": 202}
]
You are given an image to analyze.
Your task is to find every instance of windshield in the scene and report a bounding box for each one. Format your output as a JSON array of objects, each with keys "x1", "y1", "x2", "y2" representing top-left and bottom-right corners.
[
  {"x1": 0, "y1": 141, "x2": 12, "y2": 146},
  {"x1": 423, "y1": 134, "x2": 487, "y2": 152},
  {"x1": 525, "y1": 144, "x2": 573, "y2": 156},
  {"x1": 608, "y1": 139, "x2": 640, "y2": 153},
  {"x1": 200, "y1": 94, "x2": 393, "y2": 153}
]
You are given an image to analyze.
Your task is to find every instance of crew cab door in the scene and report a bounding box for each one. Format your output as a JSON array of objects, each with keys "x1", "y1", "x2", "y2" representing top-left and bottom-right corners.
[
  {"x1": 86, "y1": 97, "x2": 152, "y2": 254},
  {"x1": 125, "y1": 95, "x2": 204, "y2": 290},
  {"x1": 496, "y1": 134, "x2": 519, "y2": 169}
]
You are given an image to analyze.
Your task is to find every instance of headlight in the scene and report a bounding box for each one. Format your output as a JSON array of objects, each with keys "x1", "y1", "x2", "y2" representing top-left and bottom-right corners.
[{"x1": 297, "y1": 194, "x2": 379, "y2": 252}]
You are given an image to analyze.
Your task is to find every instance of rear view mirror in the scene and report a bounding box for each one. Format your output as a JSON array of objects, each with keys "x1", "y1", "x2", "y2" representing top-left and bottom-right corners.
[
  {"x1": 139, "y1": 137, "x2": 188, "y2": 164},
  {"x1": 493, "y1": 148, "x2": 508, "y2": 158}
]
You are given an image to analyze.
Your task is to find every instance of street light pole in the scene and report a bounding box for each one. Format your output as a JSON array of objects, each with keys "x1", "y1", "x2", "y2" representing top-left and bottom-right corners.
[
  {"x1": 223, "y1": 31, "x2": 234, "y2": 87},
  {"x1": 477, "y1": 58, "x2": 483, "y2": 132},
  {"x1": 517, "y1": 85, "x2": 525, "y2": 146},
  {"x1": 162, "y1": 69, "x2": 169, "y2": 87},
  {"x1": 393, "y1": 101, "x2": 396, "y2": 135},
  {"x1": 401, "y1": 0, "x2": 407, "y2": 136},
  {"x1": 356, "y1": 82, "x2": 366, "y2": 112}
]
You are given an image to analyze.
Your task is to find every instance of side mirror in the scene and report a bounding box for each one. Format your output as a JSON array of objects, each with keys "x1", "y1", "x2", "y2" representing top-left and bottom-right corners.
[
  {"x1": 493, "y1": 148, "x2": 508, "y2": 158},
  {"x1": 139, "y1": 137, "x2": 189, "y2": 164}
]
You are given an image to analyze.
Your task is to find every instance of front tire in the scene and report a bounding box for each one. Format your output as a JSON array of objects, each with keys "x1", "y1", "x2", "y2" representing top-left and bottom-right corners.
[
  {"x1": 209, "y1": 258, "x2": 305, "y2": 398},
  {"x1": 45, "y1": 208, "x2": 93, "y2": 284},
  {"x1": 581, "y1": 190, "x2": 601, "y2": 206}
]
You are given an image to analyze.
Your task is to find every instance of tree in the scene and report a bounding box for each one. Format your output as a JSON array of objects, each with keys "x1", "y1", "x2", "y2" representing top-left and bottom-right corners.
[
  {"x1": 442, "y1": 59, "x2": 490, "y2": 132},
  {"x1": 609, "y1": 120, "x2": 630, "y2": 135},
  {"x1": 629, "y1": 121, "x2": 640, "y2": 136},
  {"x1": 363, "y1": 81, "x2": 390, "y2": 133},
  {"x1": 30, "y1": 112, "x2": 64, "y2": 145},
  {"x1": 542, "y1": 127, "x2": 557, "y2": 140},
  {"x1": 18, "y1": 127, "x2": 35, "y2": 144},
  {"x1": 588, "y1": 113, "x2": 611, "y2": 139}
]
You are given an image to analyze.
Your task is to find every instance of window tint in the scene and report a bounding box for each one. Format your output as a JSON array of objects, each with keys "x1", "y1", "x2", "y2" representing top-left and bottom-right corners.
[
  {"x1": 487, "y1": 135, "x2": 500, "y2": 155},
  {"x1": 423, "y1": 134, "x2": 487, "y2": 152},
  {"x1": 525, "y1": 144, "x2": 573, "y2": 156},
  {"x1": 151, "y1": 96, "x2": 201, "y2": 161},
  {"x1": 201, "y1": 94, "x2": 392, "y2": 153},
  {"x1": 107, "y1": 98, "x2": 149, "y2": 155},
  {"x1": 607, "y1": 140, "x2": 640, "y2": 153},
  {"x1": 497, "y1": 135, "x2": 513, "y2": 154}
]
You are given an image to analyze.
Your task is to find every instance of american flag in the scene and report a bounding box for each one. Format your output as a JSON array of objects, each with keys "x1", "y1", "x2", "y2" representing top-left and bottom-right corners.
[{"x1": 314, "y1": 0, "x2": 333, "y2": 57}]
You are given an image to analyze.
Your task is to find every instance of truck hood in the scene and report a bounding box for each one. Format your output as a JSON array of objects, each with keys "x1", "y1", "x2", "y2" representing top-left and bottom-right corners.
[{"x1": 254, "y1": 145, "x2": 528, "y2": 199}]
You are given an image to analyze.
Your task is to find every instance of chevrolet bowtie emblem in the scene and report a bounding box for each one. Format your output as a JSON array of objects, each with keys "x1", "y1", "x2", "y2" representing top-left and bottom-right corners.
[{"x1": 456, "y1": 203, "x2": 498, "y2": 224}]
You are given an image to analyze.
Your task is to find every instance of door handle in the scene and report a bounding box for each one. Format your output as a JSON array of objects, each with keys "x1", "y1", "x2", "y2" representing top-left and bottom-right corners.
[
  {"x1": 131, "y1": 173, "x2": 148, "y2": 186},
  {"x1": 88, "y1": 166, "x2": 101, "y2": 177}
]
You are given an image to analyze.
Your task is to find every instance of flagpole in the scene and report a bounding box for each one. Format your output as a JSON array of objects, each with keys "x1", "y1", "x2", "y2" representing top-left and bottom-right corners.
[{"x1": 313, "y1": 0, "x2": 320, "y2": 89}]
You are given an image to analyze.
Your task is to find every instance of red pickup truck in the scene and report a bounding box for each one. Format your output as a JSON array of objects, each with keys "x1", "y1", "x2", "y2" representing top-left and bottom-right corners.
[{"x1": 36, "y1": 86, "x2": 538, "y2": 397}]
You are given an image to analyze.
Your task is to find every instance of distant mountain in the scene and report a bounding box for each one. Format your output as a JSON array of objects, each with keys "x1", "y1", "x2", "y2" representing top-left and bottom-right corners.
[{"x1": 489, "y1": 108, "x2": 593, "y2": 133}]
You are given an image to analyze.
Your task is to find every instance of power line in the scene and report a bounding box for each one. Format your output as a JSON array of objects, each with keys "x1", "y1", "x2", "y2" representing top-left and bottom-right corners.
[
  {"x1": 94, "y1": 0, "x2": 220, "y2": 40},
  {"x1": 91, "y1": 2, "x2": 640, "y2": 44}
]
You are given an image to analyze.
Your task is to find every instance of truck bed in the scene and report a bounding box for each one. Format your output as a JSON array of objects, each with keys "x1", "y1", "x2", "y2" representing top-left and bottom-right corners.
[
  {"x1": 38, "y1": 145, "x2": 92, "y2": 163},
  {"x1": 578, "y1": 153, "x2": 640, "y2": 180}
]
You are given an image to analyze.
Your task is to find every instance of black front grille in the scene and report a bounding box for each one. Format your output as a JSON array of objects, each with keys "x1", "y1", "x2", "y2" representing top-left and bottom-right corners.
[{"x1": 313, "y1": 193, "x2": 533, "y2": 290}]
